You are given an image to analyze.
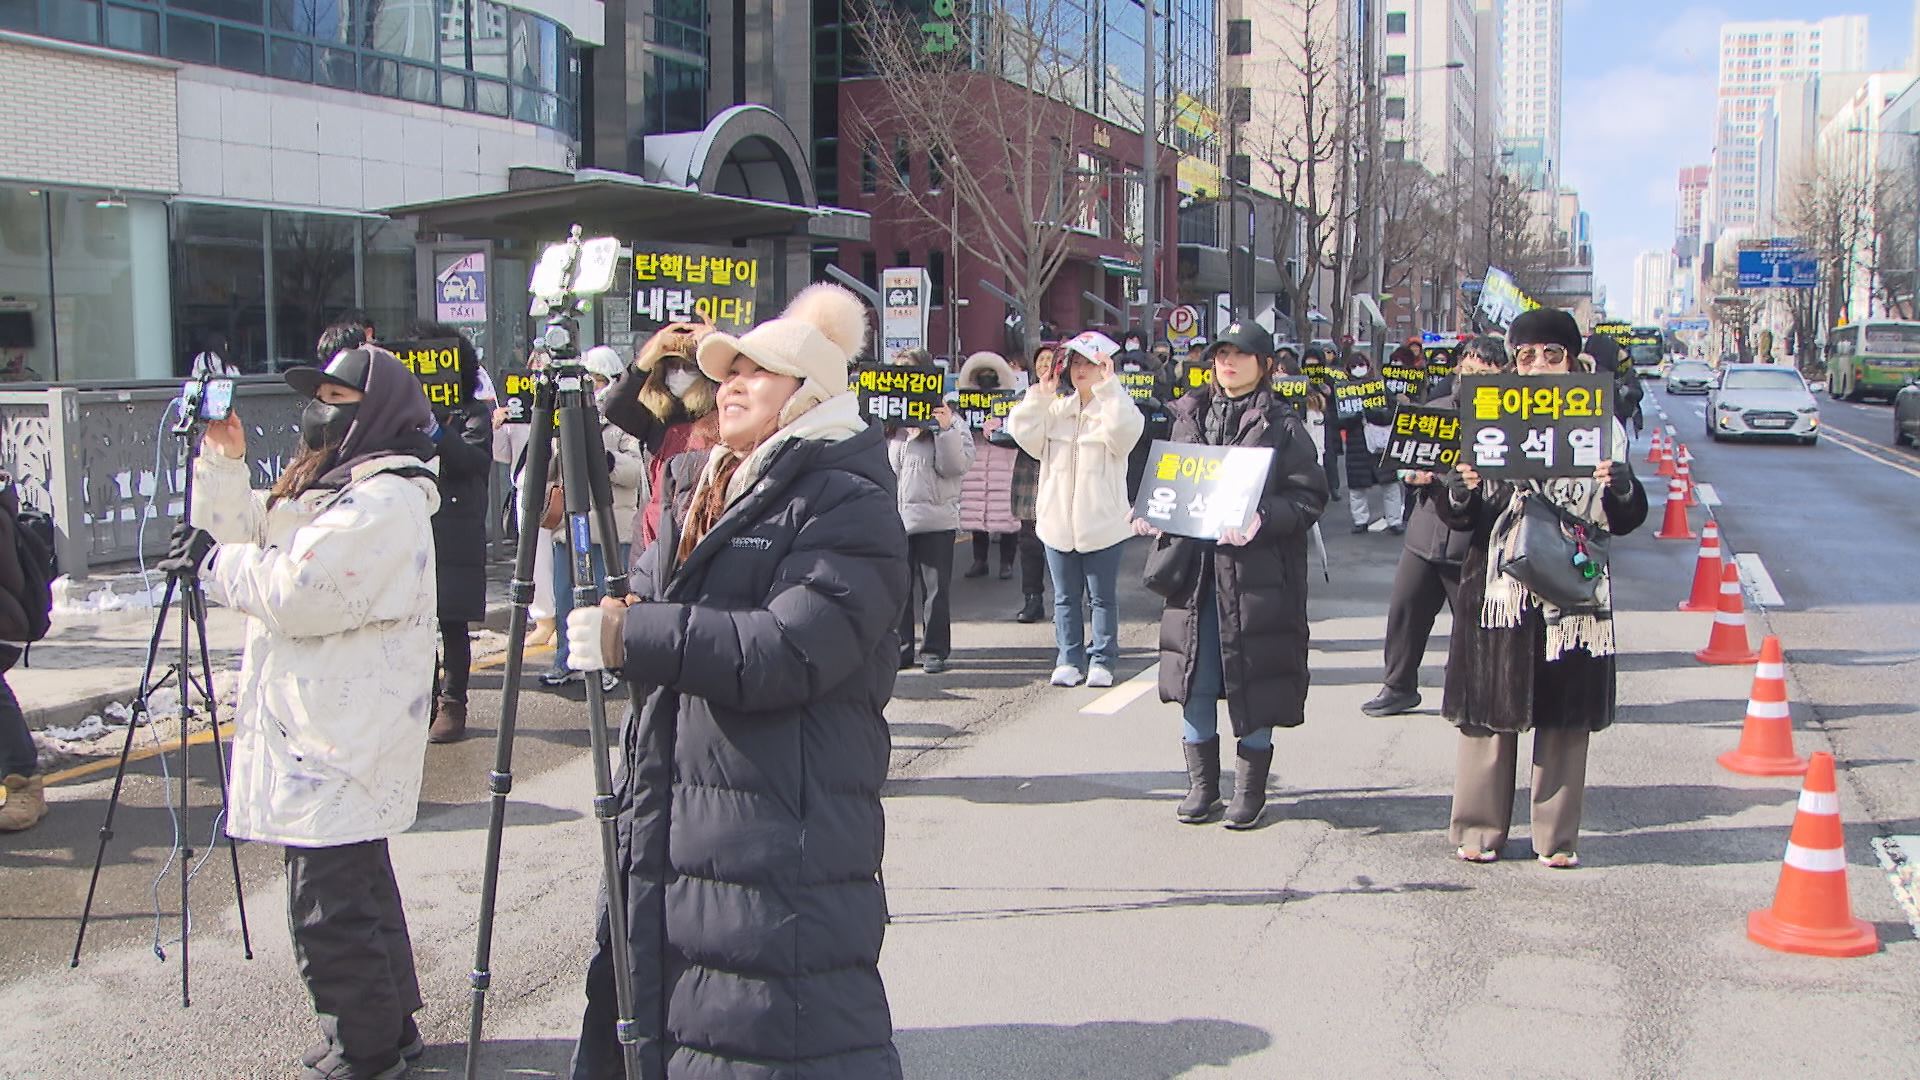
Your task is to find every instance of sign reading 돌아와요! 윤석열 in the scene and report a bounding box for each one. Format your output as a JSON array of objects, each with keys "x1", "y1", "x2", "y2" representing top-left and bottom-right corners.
[
  {"x1": 1132, "y1": 440, "x2": 1275, "y2": 541},
  {"x1": 631, "y1": 244, "x2": 760, "y2": 333},
  {"x1": 1378, "y1": 404, "x2": 1462, "y2": 472},
  {"x1": 853, "y1": 363, "x2": 944, "y2": 428},
  {"x1": 1457, "y1": 374, "x2": 1614, "y2": 479},
  {"x1": 499, "y1": 369, "x2": 537, "y2": 424},
  {"x1": 383, "y1": 338, "x2": 464, "y2": 408}
]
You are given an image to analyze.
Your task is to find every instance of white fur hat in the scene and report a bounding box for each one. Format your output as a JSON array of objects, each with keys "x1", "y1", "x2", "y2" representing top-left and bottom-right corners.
[
  {"x1": 582, "y1": 345, "x2": 625, "y2": 380},
  {"x1": 696, "y1": 284, "x2": 868, "y2": 414}
]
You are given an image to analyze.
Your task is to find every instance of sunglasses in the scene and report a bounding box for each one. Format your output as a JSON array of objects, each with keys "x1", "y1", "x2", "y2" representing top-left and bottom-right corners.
[{"x1": 1514, "y1": 345, "x2": 1570, "y2": 368}]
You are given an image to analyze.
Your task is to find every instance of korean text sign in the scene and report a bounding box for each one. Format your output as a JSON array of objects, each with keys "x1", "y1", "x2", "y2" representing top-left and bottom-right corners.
[
  {"x1": 1172, "y1": 361, "x2": 1213, "y2": 398},
  {"x1": 1458, "y1": 374, "x2": 1614, "y2": 479},
  {"x1": 1132, "y1": 440, "x2": 1275, "y2": 540},
  {"x1": 1333, "y1": 377, "x2": 1387, "y2": 419},
  {"x1": 1118, "y1": 370, "x2": 1159, "y2": 402},
  {"x1": 1269, "y1": 374, "x2": 1311, "y2": 408},
  {"x1": 854, "y1": 363, "x2": 943, "y2": 428},
  {"x1": 952, "y1": 389, "x2": 1016, "y2": 430},
  {"x1": 500, "y1": 369, "x2": 537, "y2": 424},
  {"x1": 386, "y1": 338, "x2": 464, "y2": 407},
  {"x1": 1379, "y1": 404, "x2": 1461, "y2": 471},
  {"x1": 631, "y1": 244, "x2": 759, "y2": 333},
  {"x1": 1381, "y1": 363, "x2": 1426, "y2": 399}
]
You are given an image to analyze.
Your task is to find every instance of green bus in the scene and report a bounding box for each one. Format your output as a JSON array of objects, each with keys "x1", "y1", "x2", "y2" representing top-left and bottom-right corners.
[{"x1": 1824, "y1": 320, "x2": 1920, "y2": 401}]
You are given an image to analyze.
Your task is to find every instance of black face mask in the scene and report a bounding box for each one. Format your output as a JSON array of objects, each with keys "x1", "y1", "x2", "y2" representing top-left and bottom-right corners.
[{"x1": 301, "y1": 397, "x2": 358, "y2": 451}]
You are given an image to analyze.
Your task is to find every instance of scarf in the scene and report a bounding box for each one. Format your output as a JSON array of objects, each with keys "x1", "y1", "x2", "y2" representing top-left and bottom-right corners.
[
  {"x1": 1203, "y1": 386, "x2": 1259, "y2": 445},
  {"x1": 676, "y1": 392, "x2": 868, "y2": 562}
]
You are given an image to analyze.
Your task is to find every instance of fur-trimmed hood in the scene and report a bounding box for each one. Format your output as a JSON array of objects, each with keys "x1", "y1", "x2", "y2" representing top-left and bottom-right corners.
[{"x1": 958, "y1": 351, "x2": 1017, "y2": 390}]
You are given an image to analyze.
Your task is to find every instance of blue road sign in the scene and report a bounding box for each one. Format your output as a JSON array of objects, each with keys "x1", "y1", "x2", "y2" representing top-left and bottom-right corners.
[
  {"x1": 1736, "y1": 245, "x2": 1818, "y2": 289},
  {"x1": 1666, "y1": 317, "x2": 1710, "y2": 334}
]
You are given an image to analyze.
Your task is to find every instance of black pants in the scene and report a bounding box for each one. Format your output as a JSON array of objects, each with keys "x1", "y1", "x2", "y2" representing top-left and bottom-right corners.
[
  {"x1": 1323, "y1": 450, "x2": 1342, "y2": 498},
  {"x1": 1017, "y1": 520, "x2": 1046, "y2": 596},
  {"x1": 435, "y1": 619, "x2": 471, "y2": 703},
  {"x1": 0, "y1": 646, "x2": 32, "y2": 777},
  {"x1": 285, "y1": 840, "x2": 423, "y2": 1073},
  {"x1": 1382, "y1": 552, "x2": 1462, "y2": 694},
  {"x1": 899, "y1": 530, "x2": 955, "y2": 662},
  {"x1": 970, "y1": 530, "x2": 1017, "y2": 569}
]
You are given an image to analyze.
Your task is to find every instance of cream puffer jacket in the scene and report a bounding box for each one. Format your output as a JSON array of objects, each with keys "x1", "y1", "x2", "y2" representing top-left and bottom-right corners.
[
  {"x1": 1006, "y1": 375, "x2": 1145, "y2": 553},
  {"x1": 194, "y1": 450, "x2": 440, "y2": 847}
]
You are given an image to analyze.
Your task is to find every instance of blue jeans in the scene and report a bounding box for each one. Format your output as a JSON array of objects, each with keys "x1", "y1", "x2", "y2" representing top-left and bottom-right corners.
[
  {"x1": 1043, "y1": 541, "x2": 1125, "y2": 672},
  {"x1": 550, "y1": 539, "x2": 626, "y2": 671},
  {"x1": 1180, "y1": 587, "x2": 1273, "y2": 751}
]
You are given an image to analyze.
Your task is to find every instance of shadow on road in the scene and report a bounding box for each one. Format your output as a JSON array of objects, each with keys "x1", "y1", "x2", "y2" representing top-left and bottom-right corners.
[
  {"x1": 886, "y1": 880, "x2": 1471, "y2": 925},
  {"x1": 897, "y1": 1018, "x2": 1272, "y2": 1078}
]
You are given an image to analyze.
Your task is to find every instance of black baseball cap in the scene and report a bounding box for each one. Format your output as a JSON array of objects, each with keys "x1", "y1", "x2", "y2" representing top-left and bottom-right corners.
[
  {"x1": 284, "y1": 347, "x2": 376, "y2": 398},
  {"x1": 1207, "y1": 321, "x2": 1274, "y2": 360}
]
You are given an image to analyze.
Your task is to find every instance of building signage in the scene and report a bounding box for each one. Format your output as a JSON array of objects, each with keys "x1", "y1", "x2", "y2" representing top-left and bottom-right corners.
[
  {"x1": 1166, "y1": 304, "x2": 1202, "y2": 349},
  {"x1": 881, "y1": 267, "x2": 930, "y2": 358},
  {"x1": 435, "y1": 252, "x2": 487, "y2": 325}
]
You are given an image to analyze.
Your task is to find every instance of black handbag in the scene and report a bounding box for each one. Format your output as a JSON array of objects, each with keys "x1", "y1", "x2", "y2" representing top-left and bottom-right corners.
[
  {"x1": 1142, "y1": 533, "x2": 1204, "y2": 599},
  {"x1": 1496, "y1": 493, "x2": 1610, "y2": 612}
]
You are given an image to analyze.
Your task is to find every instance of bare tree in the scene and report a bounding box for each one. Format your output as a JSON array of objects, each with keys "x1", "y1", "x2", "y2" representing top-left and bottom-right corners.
[
  {"x1": 850, "y1": 0, "x2": 1113, "y2": 356},
  {"x1": 1781, "y1": 151, "x2": 1873, "y2": 337},
  {"x1": 1870, "y1": 163, "x2": 1919, "y2": 320}
]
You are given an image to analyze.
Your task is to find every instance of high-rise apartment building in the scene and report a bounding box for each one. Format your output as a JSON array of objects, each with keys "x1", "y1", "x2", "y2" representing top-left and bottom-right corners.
[
  {"x1": 1500, "y1": 0, "x2": 1560, "y2": 188},
  {"x1": 1473, "y1": 0, "x2": 1506, "y2": 160},
  {"x1": 1383, "y1": 0, "x2": 1480, "y2": 175},
  {"x1": 1675, "y1": 164, "x2": 1710, "y2": 263},
  {"x1": 1712, "y1": 15, "x2": 1869, "y2": 231},
  {"x1": 1631, "y1": 249, "x2": 1676, "y2": 325}
]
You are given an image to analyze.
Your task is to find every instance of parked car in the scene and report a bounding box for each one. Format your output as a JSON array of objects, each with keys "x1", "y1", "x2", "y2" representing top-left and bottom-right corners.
[
  {"x1": 1896, "y1": 379, "x2": 1920, "y2": 447},
  {"x1": 1707, "y1": 365, "x2": 1821, "y2": 445},
  {"x1": 1666, "y1": 360, "x2": 1715, "y2": 394}
]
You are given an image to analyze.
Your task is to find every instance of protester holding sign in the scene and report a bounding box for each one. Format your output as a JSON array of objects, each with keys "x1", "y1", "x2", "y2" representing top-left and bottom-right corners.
[
  {"x1": 1007, "y1": 335, "x2": 1144, "y2": 688},
  {"x1": 887, "y1": 352, "x2": 974, "y2": 675},
  {"x1": 1336, "y1": 352, "x2": 1401, "y2": 533},
  {"x1": 1134, "y1": 321, "x2": 1328, "y2": 828},
  {"x1": 1361, "y1": 336, "x2": 1509, "y2": 719},
  {"x1": 1116, "y1": 330, "x2": 1173, "y2": 502},
  {"x1": 1438, "y1": 308, "x2": 1649, "y2": 868},
  {"x1": 956, "y1": 352, "x2": 1022, "y2": 580},
  {"x1": 1302, "y1": 344, "x2": 1341, "y2": 497}
]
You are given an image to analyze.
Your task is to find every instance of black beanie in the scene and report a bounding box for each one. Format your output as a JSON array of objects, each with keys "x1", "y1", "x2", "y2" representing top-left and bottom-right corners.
[
  {"x1": 1507, "y1": 308, "x2": 1583, "y2": 356},
  {"x1": 1584, "y1": 333, "x2": 1623, "y2": 375}
]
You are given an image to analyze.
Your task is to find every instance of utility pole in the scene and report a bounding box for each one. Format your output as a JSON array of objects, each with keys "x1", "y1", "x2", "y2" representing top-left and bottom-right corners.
[{"x1": 1140, "y1": 0, "x2": 1158, "y2": 337}]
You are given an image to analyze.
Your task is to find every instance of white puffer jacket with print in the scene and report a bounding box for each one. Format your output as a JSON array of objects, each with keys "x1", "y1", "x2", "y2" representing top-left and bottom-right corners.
[{"x1": 1006, "y1": 375, "x2": 1145, "y2": 554}]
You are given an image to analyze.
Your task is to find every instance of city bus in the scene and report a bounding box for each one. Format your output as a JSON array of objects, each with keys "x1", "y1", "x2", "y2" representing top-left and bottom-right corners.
[
  {"x1": 1621, "y1": 326, "x2": 1666, "y2": 377},
  {"x1": 1823, "y1": 319, "x2": 1920, "y2": 401}
]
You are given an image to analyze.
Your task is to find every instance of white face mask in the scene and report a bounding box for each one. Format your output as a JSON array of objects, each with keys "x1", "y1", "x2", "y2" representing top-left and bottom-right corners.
[
  {"x1": 664, "y1": 369, "x2": 697, "y2": 396},
  {"x1": 1350, "y1": 367, "x2": 1369, "y2": 378}
]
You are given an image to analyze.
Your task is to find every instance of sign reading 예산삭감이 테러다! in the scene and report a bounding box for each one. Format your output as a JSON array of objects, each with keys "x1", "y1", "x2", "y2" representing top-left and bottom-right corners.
[
  {"x1": 853, "y1": 363, "x2": 943, "y2": 428},
  {"x1": 384, "y1": 339, "x2": 463, "y2": 407},
  {"x1": 1458, "y1": 374, "x2": 1613, "y2": 479},
  {"x1": 1381, "y1": 363, "x2": 1426, "y2": 398},
  {"x1": 1378, "y1": 404, "x2": 1462, "y2": 471},
  {"x1": 1132, "y1": 440, "x2": 1275, "y2": 540}
]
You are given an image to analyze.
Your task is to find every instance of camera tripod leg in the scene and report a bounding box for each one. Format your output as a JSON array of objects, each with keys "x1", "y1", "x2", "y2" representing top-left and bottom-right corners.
[
  {"x1": 189, "y1": 582, "x2": 253, "y2": 961},
  {"x1": 176, "y1": 572, "x2": 194, "y2": 1007}
]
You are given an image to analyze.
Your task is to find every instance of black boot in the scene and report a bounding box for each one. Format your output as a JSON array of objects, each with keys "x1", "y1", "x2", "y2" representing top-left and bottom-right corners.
[
  {"x1": 1176, "y1": 738, "x2": 1223, "y2": 824},
  {"x1": 1225, "y1": 742, "x2": 1274, "y2": 830},
  {"x1": 1015, "y1": 592, "x2": 1045, "y2": 623},
  {"x1": 963, "y1": 559, "x2": 989, "y2": 578}
]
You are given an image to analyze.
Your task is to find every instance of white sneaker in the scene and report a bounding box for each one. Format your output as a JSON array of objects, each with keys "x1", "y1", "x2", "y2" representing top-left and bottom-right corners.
[
  {"x1": 1050, "y1": 665, "x2": 1085, "y2": 687},
  {"x1": 1086, "y1": 665, "x2": 1115, "y2": 688},
  {"x1": 1367, "y1": 518, "x2": 1391, "y2": 533}
]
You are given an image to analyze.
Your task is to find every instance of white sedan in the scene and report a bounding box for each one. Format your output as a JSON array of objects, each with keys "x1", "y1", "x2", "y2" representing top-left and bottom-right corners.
[{"x1": 1706, "y1": 365, "x2": 1821, "y2": 445}]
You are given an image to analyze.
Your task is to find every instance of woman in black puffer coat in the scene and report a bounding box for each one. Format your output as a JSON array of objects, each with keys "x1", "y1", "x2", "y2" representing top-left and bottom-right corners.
[{"x1": 565, "y1": 285, "x2": 908, "y2": 1080}]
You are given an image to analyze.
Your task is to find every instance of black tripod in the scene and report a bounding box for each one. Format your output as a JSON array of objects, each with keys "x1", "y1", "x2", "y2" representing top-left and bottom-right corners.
[
  {"x1": 465, "y1": 228, "x2": 642, "y2": 1080},
  {"x1": 71, "y1": 402, "x2": 254, "y2": 1007}
]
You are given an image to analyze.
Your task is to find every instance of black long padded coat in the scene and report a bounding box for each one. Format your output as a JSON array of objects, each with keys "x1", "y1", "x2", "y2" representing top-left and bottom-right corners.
[
  {"x1": 570, "y1": 420, "x2": 909, "y2": 1080},
  {"x1": 429, "y1": 401, "x2": 494, "y2": 623},
  {"x1": 1435, "y1": 468, "x2": 1649, "y2": 734},
  {"x1": 1156, "y1": 387, "x2": 1330, "y2": 738}
]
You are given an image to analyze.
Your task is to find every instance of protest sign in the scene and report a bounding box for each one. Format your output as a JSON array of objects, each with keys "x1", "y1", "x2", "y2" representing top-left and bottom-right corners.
[
  {"x1": 1378, "y1": 404, "x2": 1462, "y2": 471},
  {"x1": 853, "y1": 363, "x2": 943, "y2": 428},
  {"x1": 1172, "y1": 361, "x2": 1213, "y2": 398},
  {"x1": 385, "y1": 338, "x2": 464, "y2": 407},
  {"x1": 1332, "y1": 376, "x2": 1388, "y2": 419},
  {"x1": 1302, "y1": 362, "x2": 1333, "y2": 386},
  {"x1": 1117, "y1": 369, "x2": 1159, "y2": 403},
  {"x1": 1270, "y1": 374, "x2": 1311, "y2": 410},
  {"x1": 632, "y1": 244, "x2": 760, "y2": 334},
  {"x1": 1133, "y1": 440, "x2": 1275, "y2": 540},
  {"x1": 952, "y1": 388, "x2": 1017, "y2": 430},
  {"x1": 1381, "y1": 363, "x2": 1427, "y2": 399},
  {"x1": 1458, "y1": 374, "x2": 1613, "y2": 479},
  {"x1": 500, "y1": 369, "x2": 537, "y2": 424}
]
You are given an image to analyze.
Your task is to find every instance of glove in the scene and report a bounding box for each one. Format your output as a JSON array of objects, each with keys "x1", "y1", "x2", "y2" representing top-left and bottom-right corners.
[
  {"x1": 1218, "y1": 514, "x2": 1262, "y2": 547},
  {"x1": 565, "y1": 597, "x2": 630, "y2": 673},
  {"x1": 158, "y1": 524, "x2": 215, "y2": 578}
]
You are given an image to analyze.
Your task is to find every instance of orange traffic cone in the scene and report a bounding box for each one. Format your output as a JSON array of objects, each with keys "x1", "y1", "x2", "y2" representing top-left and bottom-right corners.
[
  {"x1": 1677, "y1": 449, "x2": 1697, "y2": 506},
  {"x1": 1646, "y1": 429, "x2": 1664, "y2": 464},
  {"x1": 1678, "y1": 520, "x2": 1723, "y2": 612},
  {"x1": 1748, "y1": 752, "x2": 1878, "y2": 957},
  {"x1": 1719, "y1": 636, "x2": 1808, "y2": 776},
  {"x1": 1696, "y1": 563, "x2": 1761, "y2": 664},
  {"x1": 1654, "y1": 477, "x2": 1695, "y2": 540},
  {"x1": 1658, "y1": 442, "x2": 1678, "y2": 477}
]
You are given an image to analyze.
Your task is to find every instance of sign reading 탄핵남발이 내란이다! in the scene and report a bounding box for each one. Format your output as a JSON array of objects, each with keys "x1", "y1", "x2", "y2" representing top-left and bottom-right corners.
[
  {"x1": 1458, "y1": 374, "x2": 1614, "y2": 479},
  {"x1": 951, "y1": 389, "x2": 1017, "y2": 430},
  {"x1": 1333, "y1": 376, "x2": 1388, "y2": 419},
  {"x1": 1378, "y1": 404, "x2": 1463, "y2": 472},
  {"x1": 853, "y1": 363, "x2": 944, "y2": 429},
  {"x1": 1132, "y1": 440, "x2": 1275, "y2": 540},
  {"x1": 631, "y1": 244, "x2": 761, "y2": 333},
  {"x1": 384, "y1": 339, "x2": 463, "y2": 408}
]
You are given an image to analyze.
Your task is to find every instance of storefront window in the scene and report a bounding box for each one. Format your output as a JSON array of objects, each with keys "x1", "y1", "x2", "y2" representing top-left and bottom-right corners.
[
  {"x1": 363, "y1": 219, "x2": 417, "y2": 349},
  {"x1": 271, "y1": 213, "x2": 356, "y2": 367},
  {"x1": 0, "y1": 187, "x2": 54, "y2": 383},
  {"x1": 49, "y1": 193, "x2": 172, "y2": 380},
  {"x1": 173, "y1": 202, "x2": 269, "y2": 375}
]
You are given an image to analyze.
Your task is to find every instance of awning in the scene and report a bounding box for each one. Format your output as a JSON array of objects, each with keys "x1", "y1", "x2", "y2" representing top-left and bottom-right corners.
[
  {"x1": 1099, "y1": 256, "x2": 1143, "y2": 279},
  {"x1": 385, "y1": 170, "x2": 868, "y2": 244}
]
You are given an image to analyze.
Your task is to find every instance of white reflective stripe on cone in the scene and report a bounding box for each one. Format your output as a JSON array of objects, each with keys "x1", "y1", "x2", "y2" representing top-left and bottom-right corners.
[
  {"x1": 1797, "y1": 790, "x2": 1840, "y2": 816},
  {"x1": 1746, "y1": 698, "x2": 1790, "y2": 720},
  {"x1": 1714, "y1": 611, "x2": 1745, "y2": 626},
  {"x1": 1755, "y1": 662, "x2": 1785, "y2": 680},
  {"x1": 1721, "y1": 580, "x2": 1742, "y2": 594},
  {"x1": 1783, "y1": 842, "x2": 1848, "y2": 873}
]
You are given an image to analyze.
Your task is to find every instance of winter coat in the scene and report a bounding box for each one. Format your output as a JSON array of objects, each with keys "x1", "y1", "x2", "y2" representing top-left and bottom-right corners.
[
  {"x1": 194, "y1": 451, "x2": 440, "y2": 847},
  {"x1": 431, "y1": 402, "x2": 494, "y2": 623},
  {"x1": 587, "y1": 396, "x2": 907, "y2": 1079},
  {"x1": 1006, "y1": 376, "x2": 1144, "y2": 553},
  {"x1": 1398, "y1": 393, "x2": 1473, "y2": 567},
  {"x1": 1011, "y1": 452, "x2": 1040, "y2": 522},
  {"x1": 1156, "y1": 388, "x2": 1330, "y2": 737},
  {"x1": 887, "y1": 420, "x2": 974, "y2": 534},
  {"x1": 602, "y1": 419, "x2": 647, "y2": 547},
  {"x1": 0, "y1": 480, "x2": 31, "y2": 644},
  {"x1": 1437, "y1": 457, "x2": 1649, "y2": 735},
  {"x1": 603, "y1": 366, "x2": 721, "y2": 552},
  {"x1": 1337, "y1": 390, "x2": 1395, "y2": 490},
  {"x1": 956, "y1": 352, "x2": 1021, "y2": 535}
]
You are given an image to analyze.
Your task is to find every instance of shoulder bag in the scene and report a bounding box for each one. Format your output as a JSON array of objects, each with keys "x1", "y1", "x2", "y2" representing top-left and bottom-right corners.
[
  {"x1": 1496, "y1": 493, "x2": 1610, "y2": 613},
  {"x1": 1142, "y1": 533, "x2": 1204, "y2": 600}
]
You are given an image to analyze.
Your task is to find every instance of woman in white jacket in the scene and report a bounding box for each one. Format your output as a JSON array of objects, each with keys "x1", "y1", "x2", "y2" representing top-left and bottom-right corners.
[
  {"x1": 165, "y1": 345, "x2": 439, "y2": 1080},
  {"x1": 1006, "y1": 341, "x2": 1144, "y2": 688}
]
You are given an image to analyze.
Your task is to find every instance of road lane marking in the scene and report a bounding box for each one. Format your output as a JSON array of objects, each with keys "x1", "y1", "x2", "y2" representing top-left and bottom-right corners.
[
  {"x1": 45, "y1": 721, "x2": 237, "y2": 786},
  {"x1": 1734, "y1": 553, "x2": 1785, "y2": 608},
  {"x1": 1821, "y1": 425, "x2": 1920, "y2": 481},
  {"x1": 1694, "y1": 482, "x2": 1719, "y2": 507},
  {"x1": 1082, "y1": 663, "x2": 1161, "y2": 715}
]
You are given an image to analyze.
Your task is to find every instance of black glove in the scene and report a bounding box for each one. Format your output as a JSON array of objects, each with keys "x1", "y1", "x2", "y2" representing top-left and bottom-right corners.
[{"x1": 158, "y1": 523, "x2": 216, "y2": 579}]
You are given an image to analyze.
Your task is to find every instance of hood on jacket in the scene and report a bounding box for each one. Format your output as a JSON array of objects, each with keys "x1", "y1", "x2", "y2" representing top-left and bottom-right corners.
[{"x1": 958, "y1": 351, "x2": 1017, "y2": 389}]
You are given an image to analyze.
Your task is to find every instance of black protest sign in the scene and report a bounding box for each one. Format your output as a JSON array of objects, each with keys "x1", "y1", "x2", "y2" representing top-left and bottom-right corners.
[
  {"x1": 1269, "y1": 374, "x2": 1311, "y2": 411},
  {"x1": 500, "y1": 369, "x2": 537, "y2": 424},
  {"x1": 1378, "y1": 404, "x2": 1462, "y2": 471},
  {"x1": 1132, "y1": 439, "x2": 1276, "y2": 540},
  {"x1": 853, "y1": 363, "x2": 943, "y2": 428},
  {"x1": 1422, "y1": 347, "x2": 1457, "y2": 383},
  {"x1": 631, "y1": 244, "x2": 760, "y2": 332},
  {"x1": 1332, "y1": 377, "x2": 1388, "y2": 419},
  {"x1": 952, "y1": 389, "x2": 1017, "y2": 430},
  {"x1": 1459, "y1": 374, "x2": 1614, "y2": 479},
  {"x1": 386, "y1": 338, "x2": 463, "y2": 407},
  {"x1": 1381, "y1": 363, "x2": 1427, "y2": 399},
  {"x1": 1302, "y1": 362, "x2": 1333, "y2": 386},
  {"x1": 1118, "y1": 369, "x2": 1159, "y2": 403},
  {"x1": 1171, "y1": 361, "x2": 1213, "y2": 398}
]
